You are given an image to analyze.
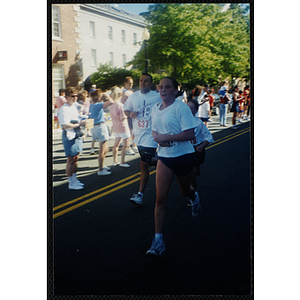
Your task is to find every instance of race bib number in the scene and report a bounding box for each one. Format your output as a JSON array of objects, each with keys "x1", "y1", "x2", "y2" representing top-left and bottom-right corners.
[
  {"x1": 169, "y1": 140, "x2": 178, "y2": 147},
  {"x1": 138, "y1": 119, "x2": 150, "y2": 130}
]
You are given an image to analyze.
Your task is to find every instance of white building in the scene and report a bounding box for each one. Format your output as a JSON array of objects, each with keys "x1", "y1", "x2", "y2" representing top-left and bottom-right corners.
[{"x1": 78, "y1": 4, "x2": 147, "y2": 85}]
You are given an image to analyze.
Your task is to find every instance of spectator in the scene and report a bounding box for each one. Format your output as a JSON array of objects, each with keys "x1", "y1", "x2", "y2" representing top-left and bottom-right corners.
[
  {"x1": 55, "y1": 88, "x2": 66, "y2": 112},
  {"x1": 57, "y1": 87, "x2": 86, "y2": 190},
  {"x1": 243, "y1": 84, "x2": 250, "y2": 120},
  {"x1": 109, "y1": 86, "x2": 131, "y2": 168},
  {"x1": 122, "y1": 76, "x2": 137, "y2": 155},
  {"x1": 198, "y1": 94, "x2": 211, "y2": 128},
  {"x1": 146, "y1": 76, "x2": 199, "y2": 256},
  {"x1": 123, "y1": 73, "x2": 161, "y2": 205},
  {"x1": 231, "y1": 86, "x2": 241, "y2": 129},
  {"x1": 89, "y1": 89, "x2": 114, "y2": 175},
  {"x1": 219, "y1": 87, "x2": 230, "y2": 127}
]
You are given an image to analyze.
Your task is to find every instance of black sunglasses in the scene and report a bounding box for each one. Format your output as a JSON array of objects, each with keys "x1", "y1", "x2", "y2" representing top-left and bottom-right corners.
[{"x1": 70, "y1": 95, "x2": 78, "y2": 98}]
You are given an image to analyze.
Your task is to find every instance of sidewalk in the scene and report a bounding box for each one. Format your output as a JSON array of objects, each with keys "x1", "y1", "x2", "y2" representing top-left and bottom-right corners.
[
  {"x1": 52, "y1": 113, "x2": 250, "y2": 187},
  {"x1": 52, "y1": 112, "x2": 250, "y2": 141}
]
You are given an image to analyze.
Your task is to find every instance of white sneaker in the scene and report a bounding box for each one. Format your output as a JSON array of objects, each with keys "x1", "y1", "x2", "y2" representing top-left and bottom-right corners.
[
  {"x1": 74, "y1": 178, "x2": 84, "y2": 186},
  {"x1": 238, "y1": 119, "x2": 243, "y2": 123},
  {"x1": 126, "y1": 148, "x2": 135, "y2": 155},
  {"x1": 132, "y1": 147, "x2": 138, "y2": 153},
  {"x1": 190, "y1": 191, "x2": 201, "y2": 217},
  {"x1": 90, "y1": 148, "x2": 95, "y2": 155},
  {"x1": 130, "y1": 193, "x2": 143, "y2": 205},
  {"x1": 113, "y1": 162, "x2": 120, "y2": 166},
  {"x1": 120, "y1": 163, "x2": 130, "y2": 168},
  {"x1": 68, "y1": 180, "x2": 84, "y2": 190},
  {"x1": 103, "y1": 165, "x2": 111, "y2": 170},
  {"x1": 97, "y1": 169, "x2": 111, "y2": 176}
]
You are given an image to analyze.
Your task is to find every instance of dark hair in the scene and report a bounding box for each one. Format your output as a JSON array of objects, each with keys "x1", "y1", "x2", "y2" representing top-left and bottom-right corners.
[
  {"x1": 193, "y1": 87, "x2": 202, "y2": 97},
  {"x1": 90, "y1": 89, "x2": 102, "y2": 102},
  {"x1": 59, "y1": 88, "x2": 66, "y2": 95},
  {"x1": 188, "y1": 99, "x2": 199, "y2": 112},
  {"x1": 161, "y1": 76, "x2": 179, "y2": 90},
  {"x1": 141, "y1": 73, "x2": 153, "y2": 83},
  {"x1": 65, "y1": 87, "x2": 77, "y2": 97}
]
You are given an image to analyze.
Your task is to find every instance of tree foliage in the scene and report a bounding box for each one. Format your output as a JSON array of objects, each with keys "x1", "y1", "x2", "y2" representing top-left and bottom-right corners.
[
  {"x1": 90, "y1": 63, "x2": 168, "y2": 91},
  {"x1": 128, "y1": 3, "x2": 250, "y2": 86}
]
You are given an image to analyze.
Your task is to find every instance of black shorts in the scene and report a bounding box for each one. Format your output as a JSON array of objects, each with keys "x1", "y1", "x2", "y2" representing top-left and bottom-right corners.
[
  {"x1": 194, "y1": 147, "x2": 206, "y2": 166},
  {"x1": 159, "y1": 152, "x2": 196, "y2": 177},
  {"x1": 138, "y1": 146, "x2": 157, "y2": 163}
]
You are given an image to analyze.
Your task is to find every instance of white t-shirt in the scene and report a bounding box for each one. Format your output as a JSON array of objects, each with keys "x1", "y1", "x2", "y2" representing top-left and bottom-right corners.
[
  {"x1": 198, "y1": 101, "x2": 210, "y2": 118},
  {"x1": 176, "y1": 91, "x2": 187, "y2": 102},
  {"x1": 190, "y1": 116, "x2": 214, "y2": 146},
  {"x1": 58, "y1": 103, "x2": 80, "y2": 140},
  {"x1": 123, "y1": 90, "x2": 161, "y2": 147},
  {"x1": 58, "y1": 103, "x2": 79, "y2": 126},
  {"x1": 151, "y1": 100, "x2": 197, "y2": 158}
]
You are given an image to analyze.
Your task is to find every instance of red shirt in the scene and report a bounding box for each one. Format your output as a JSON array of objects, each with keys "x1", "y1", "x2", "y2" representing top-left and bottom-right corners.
[{"x1": 209, "y1": 95, "x2": 214, "y2": 107}]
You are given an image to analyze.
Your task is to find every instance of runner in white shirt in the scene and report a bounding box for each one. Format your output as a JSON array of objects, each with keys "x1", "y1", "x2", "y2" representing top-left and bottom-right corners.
[
  {"x1": 187, "y1": 99, "x2": 214, "y2": 198},
  {"x1": 146, "y1": 76, "x2": 200, "y2": 257},
  {"x1": 123, "y1": 73, "x2": 161, "y2": 205}
]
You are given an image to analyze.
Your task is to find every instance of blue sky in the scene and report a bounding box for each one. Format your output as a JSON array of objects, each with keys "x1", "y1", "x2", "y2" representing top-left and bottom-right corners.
[{"x1": 115, "y1": 3, "x2": 150, "y2": 15}]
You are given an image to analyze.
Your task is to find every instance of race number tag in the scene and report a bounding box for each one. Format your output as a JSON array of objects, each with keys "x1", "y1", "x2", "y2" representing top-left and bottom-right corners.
[
  {"x1": 138, "y1": 120, "x2": 150, "y2": 130},
  {"x1": 169, "y1": 141, "x2": 178, "y2": 147}
]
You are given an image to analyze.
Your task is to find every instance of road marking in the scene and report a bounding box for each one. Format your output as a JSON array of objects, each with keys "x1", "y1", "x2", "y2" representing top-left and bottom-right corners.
[
  {"x1": 53, "y1": 126, "x2": 250, "y2": 219},
  {"x1": 53, "y1": 171, "x2": 142, "y2": 211},
  {"x1": 53, "y1": 170, "x2": 156, "y2": 219}
]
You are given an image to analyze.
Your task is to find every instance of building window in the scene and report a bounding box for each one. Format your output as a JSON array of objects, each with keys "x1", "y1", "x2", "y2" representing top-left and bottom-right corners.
[
  {"x1": 133, "y1": 33, "x2": 137, "y2": 45},
  {"x1": 108, "y1": 26, "x2": 113, "y2": 41},
  {"x1": 90, "y1": 21, "x2": 95, "y2": 37},
  {"x1": 52, "y1": 64, "x2": 65, "y2": 96},
  {"x1": 122, "y1": 54, "x2": 126, "y2": 67},
  {"x1": 91, "y1": 49, "x2": 97, "y2": 66},
  {"x1": 121, "y1": 30, "x2": 126, "y2": 43},
  {"x1": 52, "y1": 6, "x2": 62, "y2": 39},
  {"x1": 109, "y1": 52, "x2": 114, "y2": 67}
]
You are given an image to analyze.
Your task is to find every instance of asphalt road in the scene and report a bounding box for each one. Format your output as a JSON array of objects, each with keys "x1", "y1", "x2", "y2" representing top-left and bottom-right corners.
[{"x1": 51, "y1": 117, "x2": 252, "y2": 297}]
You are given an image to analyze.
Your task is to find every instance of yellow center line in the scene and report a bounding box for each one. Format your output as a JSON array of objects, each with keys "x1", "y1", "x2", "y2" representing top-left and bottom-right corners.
[
  {"x1": 53, "y1": 127, "x2": 250, "y2": 219},
  {"x1": 53, "y1": 170, "x2": 156, "y2": 219},
  {"x1": 207, "y1": 128, "x2": 250, "y2": 149},
  {"x1": 53, "y1": 171, "x2": 142, "y2": 212}
]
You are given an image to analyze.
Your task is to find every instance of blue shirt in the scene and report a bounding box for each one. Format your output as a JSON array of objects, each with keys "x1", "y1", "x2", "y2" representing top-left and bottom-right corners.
[{"x1": 89, "y1": 102, "x2": 105, "y2": 125}]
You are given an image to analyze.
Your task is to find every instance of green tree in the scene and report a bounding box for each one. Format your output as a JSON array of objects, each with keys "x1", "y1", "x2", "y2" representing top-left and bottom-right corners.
[{"x1": 128, "y1": 3, "x2": 250, "y2": 86}]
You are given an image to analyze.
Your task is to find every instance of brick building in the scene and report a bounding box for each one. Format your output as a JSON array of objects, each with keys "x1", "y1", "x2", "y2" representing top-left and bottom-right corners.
[
  {"x1": 52, "y1": 4, "x2": 81, "y2": 100},
  {"x1": 51, "y1": 3, "x2": 147, "y2": 102}
]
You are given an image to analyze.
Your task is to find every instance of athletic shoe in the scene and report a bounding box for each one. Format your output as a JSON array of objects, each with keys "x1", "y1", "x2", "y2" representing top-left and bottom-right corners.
[
  {"x1": 146, "y1": 238, "x2": 165, "y2": 256},
  {"x1": 132, "y1": 147, "x2": 139, "y2": 153},
  {"x1": 113, "y1": 162, "x2": 120, "y2": 166},
  {"x1": 68, "y1": 181, "x2": 84, "y2": 190},
  {"x1": 120, "y1": 163, "x2": 130, "y2": 168},
  {"x1": 103, "y1": 165, "x2": 111, "y2": 170},
  {"x1": 126, "y1": 148, "x2": 135, "y2": 155},
  {"x1": 231, "y1": 125, "x2": 239, "y2": 130},
  {"x1": 74, "y1": 178, "x2": 84, "y2": 186},
  {"x1": 90, "y1": 148, "x2": 95, "y2": 155},
  {"x1": 97, "y1": 169, "x2": 111, "y2": 176},
  {"x1": 238, "y1": 119, "x2": 243, "y2": 123},
  {"x1": 130, "y1": 193, "x2": 143, "y2": 205},
  {"x1": 190, "y1": 191, "x2": 201, "y2": 217}
]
